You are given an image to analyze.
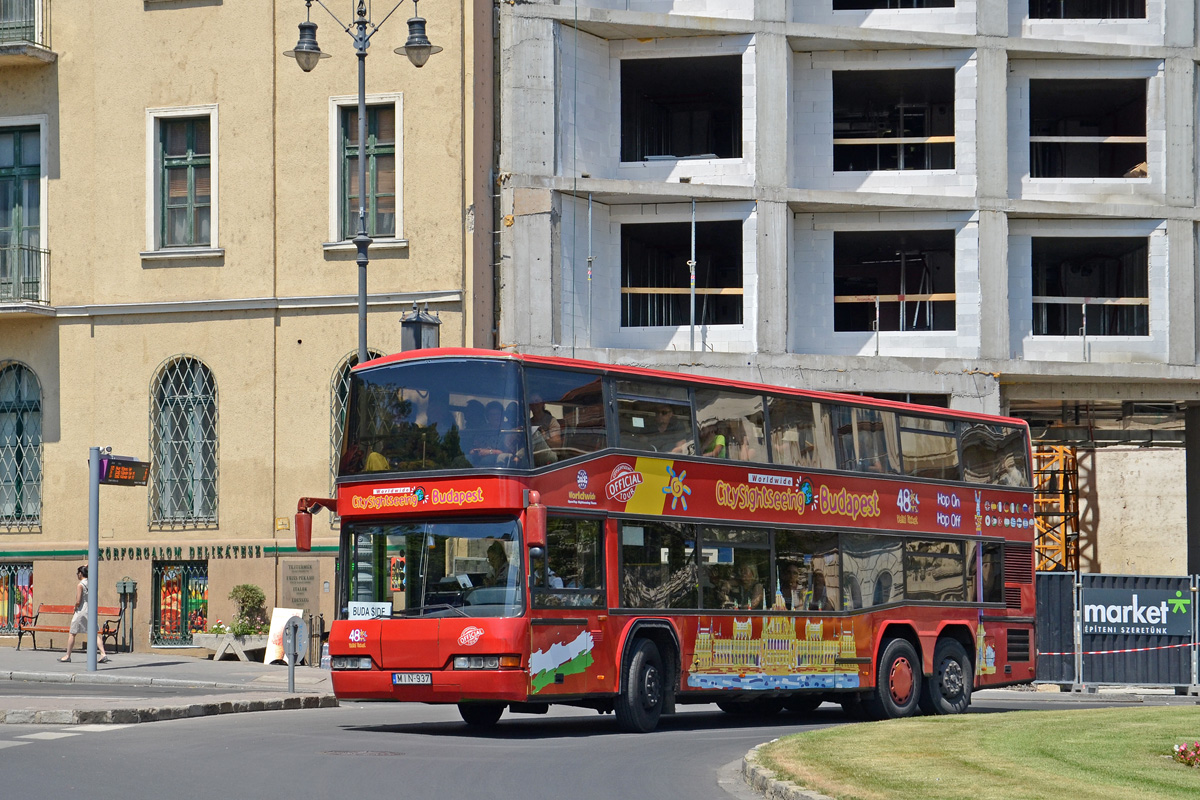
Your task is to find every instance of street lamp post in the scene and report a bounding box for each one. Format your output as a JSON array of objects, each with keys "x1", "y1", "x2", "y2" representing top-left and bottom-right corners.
[{"x1": 285, "y1": 0, "x2": 441, "y2": 365}]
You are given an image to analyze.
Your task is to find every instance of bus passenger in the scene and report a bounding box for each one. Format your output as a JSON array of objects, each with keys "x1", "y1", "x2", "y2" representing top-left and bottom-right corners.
[
  {"x1": 807, "y1": 571, "x2": 834, "y2": 611},
  {"x1": 484, "y1": 541, "x2": 516, "y2": 587},
  {"x1": 733, "y1": 563, "x2": 764, "y2": 610},
  {"x1": 701, "y1": 423, "x2": 727, "y2": 458},
  {"x1": 639, "y1": 404, "x2": 690, "y2": 454},
  {"x1": 529, "y1": 394, "x2": 562, "y2": 466},
  {"x1": 775, "y1": 560, "x2": 804, "y2": 611},
  {"x1": 467, "y1": 401, "x2": 507, "y2": 465}
]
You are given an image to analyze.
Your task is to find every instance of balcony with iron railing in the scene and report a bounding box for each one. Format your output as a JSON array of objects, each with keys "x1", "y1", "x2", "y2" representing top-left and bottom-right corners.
[
  {"x1": 0, "y1": 0, "x2": 54, "y2": 66},
  {"x1": 0, "y1": 243, "x2": 50, "y2": 312}
]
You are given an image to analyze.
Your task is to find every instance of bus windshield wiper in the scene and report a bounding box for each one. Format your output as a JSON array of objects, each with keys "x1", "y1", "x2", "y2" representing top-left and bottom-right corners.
[{"x1": 401, "y1": 603, "x2": 468, "y2": 618}]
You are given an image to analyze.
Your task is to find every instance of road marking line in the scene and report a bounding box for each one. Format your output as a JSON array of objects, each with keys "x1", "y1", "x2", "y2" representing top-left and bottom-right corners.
[
  {"x1": 72, "y1": 724, "x2": 135, "y2": 732},
  {"x1": 18, "y1": 731, "x2": 79, "y2": 740},
  {"x1": 0, "y1": 741, "x2": 32, "y2": 749}
]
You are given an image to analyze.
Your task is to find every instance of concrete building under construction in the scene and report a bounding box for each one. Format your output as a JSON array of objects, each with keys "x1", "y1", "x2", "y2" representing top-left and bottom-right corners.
[{"x1": 496, "y1": 0, "x2": 1200, "y2": 575}]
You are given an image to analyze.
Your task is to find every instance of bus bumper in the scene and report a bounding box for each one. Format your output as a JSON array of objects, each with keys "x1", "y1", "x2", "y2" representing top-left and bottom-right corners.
[{"x1": 332, "y1": 669, "x2": 530, "y2": 703}]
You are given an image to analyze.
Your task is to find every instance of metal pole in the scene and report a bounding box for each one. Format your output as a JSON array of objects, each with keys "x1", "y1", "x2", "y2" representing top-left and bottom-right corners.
[
  {"x1": 352, "y1": 8, "x2": 372, "y2": 366},
  {"x1": 1073, "y1": 574, "x2": 1083, "y2": 691},
  {"x1": 87, "y1": 447, "x2": 100, "y2": 672},
  {"x1": 587, "y1": 193, "x2": 593, "y2": 349},
  {"x1": 688, "y1": 199, "x2": 696, "y2": 351},
  {"x1": 1080, "y1": 303, "x2": 1088, "y2": 364}
]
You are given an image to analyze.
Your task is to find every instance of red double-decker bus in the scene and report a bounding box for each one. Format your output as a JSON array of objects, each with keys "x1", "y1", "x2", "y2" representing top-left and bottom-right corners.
[{"x1": 296, "y1": 348, "x2": 1035, "y2": 732}]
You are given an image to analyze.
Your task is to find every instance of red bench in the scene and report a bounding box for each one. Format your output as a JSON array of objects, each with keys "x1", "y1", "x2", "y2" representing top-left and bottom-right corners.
[{"x1": 17, "y1": 603, "x2": 122, "y2": 652}]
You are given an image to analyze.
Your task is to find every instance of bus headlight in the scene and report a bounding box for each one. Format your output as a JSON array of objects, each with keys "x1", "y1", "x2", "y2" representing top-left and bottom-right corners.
[
  {"x1": 453, "y1": 655, "x2": 500, "y2": 670},
  {"x1": 452, "y1": 655, "x2": 521, "y2": 670},
  {"x1": 451, "y1": 657, "x2": 525, "y2": 671},
  {"x1": 331, "y1": 656, "x2": 373, "y2": 670}
]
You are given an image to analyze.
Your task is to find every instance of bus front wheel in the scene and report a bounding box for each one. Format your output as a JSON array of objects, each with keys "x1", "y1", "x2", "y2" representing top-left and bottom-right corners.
[
  {"x1": 863, "y1": 638, "x2": 922, "y2": 720},
  {"x1": 458, "y1": 702, "x2": 505, "y2": 728},
  {"x1": 615, "y1": 639, "x2": 664, "y2": 733},
  {"x1": 919, "y1": 638, "x2": 972, "y2": 716}
]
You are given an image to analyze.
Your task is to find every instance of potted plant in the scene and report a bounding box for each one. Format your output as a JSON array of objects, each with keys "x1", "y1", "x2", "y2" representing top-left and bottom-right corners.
[{"x1": 196, "y1": 585, "x2": 271, "y2": 660}]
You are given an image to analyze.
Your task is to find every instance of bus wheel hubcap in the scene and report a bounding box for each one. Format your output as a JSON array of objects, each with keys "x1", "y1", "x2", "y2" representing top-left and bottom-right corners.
[
  {"x1": 941, "y1": 659, "x2": 964, "y2": 696},
  {"x1": 889, "y1": 658, "x2": 914, "y2": 705},
  {"x1": 641, "y1": 665, "x2": 661, "y2": 709}
]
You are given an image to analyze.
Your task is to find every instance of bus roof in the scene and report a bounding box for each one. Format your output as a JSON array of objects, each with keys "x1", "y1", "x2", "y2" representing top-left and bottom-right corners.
[{"x1": 358, "y1": 347, "x2": 1029, "y2": 430}]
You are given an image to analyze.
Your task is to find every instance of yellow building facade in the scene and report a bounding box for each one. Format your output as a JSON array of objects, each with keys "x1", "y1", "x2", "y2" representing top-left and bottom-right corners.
[{"x1": 0, "y1": 1, "x2": 493, "y2": 651}]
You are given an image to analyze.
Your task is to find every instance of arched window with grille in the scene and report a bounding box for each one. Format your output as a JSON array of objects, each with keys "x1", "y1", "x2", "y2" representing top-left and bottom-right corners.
[
  {"x1": 149, "y1": 356, "x2": 218, "y2": 527},
  {"x1": 0, "y1": 362, "x2": 42, "y2": 529},
  {"x1": 330, "y1": 350, "x2": 383, "y2": 502}
]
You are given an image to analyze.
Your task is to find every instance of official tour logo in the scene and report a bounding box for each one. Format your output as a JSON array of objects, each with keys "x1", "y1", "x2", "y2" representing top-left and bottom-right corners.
[
  {"x1": 458, "y1": 626, "x2": 485, "y2": 646},
  {"x1": 605, "y1": 463, "x2": 644, "y2": 502}
]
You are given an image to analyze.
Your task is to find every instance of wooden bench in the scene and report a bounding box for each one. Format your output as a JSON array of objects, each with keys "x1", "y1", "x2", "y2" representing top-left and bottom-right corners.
[{"x1": 17, "y1": 604, "x2": 122, "y2": 652}]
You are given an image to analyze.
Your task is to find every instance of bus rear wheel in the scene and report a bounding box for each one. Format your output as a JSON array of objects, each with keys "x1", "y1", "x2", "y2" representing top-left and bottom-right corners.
[
  {"x1": 863, "y1": 638, "x2": 922, "y2": 720},
  {"x1": 919, "y1": 638, "x2": 972, "y2": 716},
  {"x1": 615, "y1": 639, "x2": 664, "y2": 733},
  {"x1": 458, "y1": 702, "x2": 505, "y2": 728}
]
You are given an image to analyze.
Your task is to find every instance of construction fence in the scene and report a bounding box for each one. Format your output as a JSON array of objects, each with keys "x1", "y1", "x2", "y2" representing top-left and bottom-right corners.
[{"x1": 1036, "y1": 572, "x2": 1198, "y2": 691}]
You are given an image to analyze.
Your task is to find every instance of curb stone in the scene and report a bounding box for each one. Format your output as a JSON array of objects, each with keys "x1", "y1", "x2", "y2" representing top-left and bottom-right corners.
[
  {"x1": 742, "y1": 742, "x2": 838, "y2": 800},
  {"x1": 0, "y1": 693, "x2": 339, "y2": 725}
]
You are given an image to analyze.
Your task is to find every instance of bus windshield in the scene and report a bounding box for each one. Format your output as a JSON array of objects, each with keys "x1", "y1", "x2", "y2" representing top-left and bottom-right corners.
[
  {"x1": 346, "y1": 518, "x2": 524, "y2": 619},
  {"x1": 340, "y1": 358, "x2": 527, "y2": 476}
]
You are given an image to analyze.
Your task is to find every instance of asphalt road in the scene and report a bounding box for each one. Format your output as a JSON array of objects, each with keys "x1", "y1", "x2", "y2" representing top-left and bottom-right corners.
[{"x1": 0, "y1": 694, "x2": 1150, "y2": 800}]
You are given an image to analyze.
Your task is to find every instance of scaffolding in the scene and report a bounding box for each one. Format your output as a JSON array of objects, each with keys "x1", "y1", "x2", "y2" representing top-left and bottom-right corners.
[{"x1": 1033, "y1": 445, "x2": 1080, "y2": 572}]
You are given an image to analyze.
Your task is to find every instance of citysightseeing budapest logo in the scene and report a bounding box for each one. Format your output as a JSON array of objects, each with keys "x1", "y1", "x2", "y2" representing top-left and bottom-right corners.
[
  {"x1": 715, "y1": 479, "x2": 810, "y2": 516},
  {"x1": 817, "y1": 485, "x2": 881, "y2": 521},
  {"x1": 1082, "y1": 588, "x2": 1193, "y2": 636},
  {"x1": 351, "y1": 486, "x2": 426, "y2": 511},
  {"x1": 351, "y1": 485, "x2": 481, "y2": 511},
  {"x1": 606, "y1": 464, "x2": 644, "y2": 502}
]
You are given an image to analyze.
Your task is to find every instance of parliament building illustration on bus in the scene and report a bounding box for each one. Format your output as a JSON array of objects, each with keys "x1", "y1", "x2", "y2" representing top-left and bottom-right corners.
[{"x1": 686, "y1": 616, "x2": 860, "y2": 690}]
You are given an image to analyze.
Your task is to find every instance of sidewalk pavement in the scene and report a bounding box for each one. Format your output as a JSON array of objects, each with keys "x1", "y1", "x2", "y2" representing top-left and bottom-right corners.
[{"x1": 0, "y1": 645, "x2": 337, "y2": 725}]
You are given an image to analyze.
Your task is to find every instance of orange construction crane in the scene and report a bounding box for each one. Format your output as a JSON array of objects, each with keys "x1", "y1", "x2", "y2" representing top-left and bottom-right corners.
[{"x1": 1033, "y1": 445, "x2": 1080, "y2": 572}]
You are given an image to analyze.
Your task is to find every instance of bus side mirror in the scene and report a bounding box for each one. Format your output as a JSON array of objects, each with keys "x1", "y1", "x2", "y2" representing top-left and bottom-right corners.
[
  {"x1": 295, "y1": 511, "x2": 313, "y2": 552},
  {"x1": 295, "y1": 497, "x2": 336, "y2": 552},
  {"x1": 525, "y1": 491, "x2": 547, "y2": 550}
]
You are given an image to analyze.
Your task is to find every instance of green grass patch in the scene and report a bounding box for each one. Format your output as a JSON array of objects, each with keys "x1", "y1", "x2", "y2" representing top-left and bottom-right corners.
[{"x1": 757, "y1": 706, "x2": 1200, "y2": 800}]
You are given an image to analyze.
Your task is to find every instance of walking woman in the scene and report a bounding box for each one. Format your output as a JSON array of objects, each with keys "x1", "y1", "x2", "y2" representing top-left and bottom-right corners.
[{"x1": 59, "y1": 565, "x2": 108, "y2": 663}]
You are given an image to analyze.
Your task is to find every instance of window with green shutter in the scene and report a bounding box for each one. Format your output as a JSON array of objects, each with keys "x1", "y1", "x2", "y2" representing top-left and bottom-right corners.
[
  {"x1": 160, "y1": 118, "x2": 211, "y2": 247},
  {"x1": 341, "y1": 105, "x2": 396, "y2": 239}
]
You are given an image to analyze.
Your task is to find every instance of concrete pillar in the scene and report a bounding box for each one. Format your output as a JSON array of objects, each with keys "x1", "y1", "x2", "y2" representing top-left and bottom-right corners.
[
  {"x1": 977, "y1": 210, "x2": 1009, "y2": 360},
  {"x1": 1187, "y1": 405, "x2": 1200, "y2": 574},
  {"x1": 755, "y1": 32, "x2": 790, "y2": 190},
  {"x1": 975, "y1": 0, "x2": 1009, "y2": 37},
  {"x1": 1167, "y1": 218, "x2": 1196, "y2": 365},
  {"x1": 500, "y1": 187, "x2": 557, "y2": 348},
  {"x1": 974, "y1": 45, "x2": 1008, "y2": 203},
  {"x1": 498, "y1": 17, "x2": 557, "y2": 178},
  {"x1": 1163, "y1": 58, "x2": 1196, "y2": 208},
  {"x1": 1164, "y1": 0, "x2": 1196, "y2": 49},
  {"x1": 756, "y1": 201, "x2": 790, "y2": 356},
  {"x1": 497, "y1": 15, "x2": 559, "y2": 348},
  {"x1": 754, "y1": 31, "x2": 791, "y2": 356}
]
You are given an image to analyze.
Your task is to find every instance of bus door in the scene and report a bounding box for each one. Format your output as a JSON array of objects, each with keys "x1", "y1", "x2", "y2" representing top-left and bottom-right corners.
[{"x1": 527, "y1": 517, "x2": 610, "y2": 699}]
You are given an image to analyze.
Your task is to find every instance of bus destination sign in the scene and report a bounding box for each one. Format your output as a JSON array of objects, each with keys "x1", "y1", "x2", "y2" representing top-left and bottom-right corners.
[{"x1": 100, "y1": 456, "x2": 150, "y2": 487}]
